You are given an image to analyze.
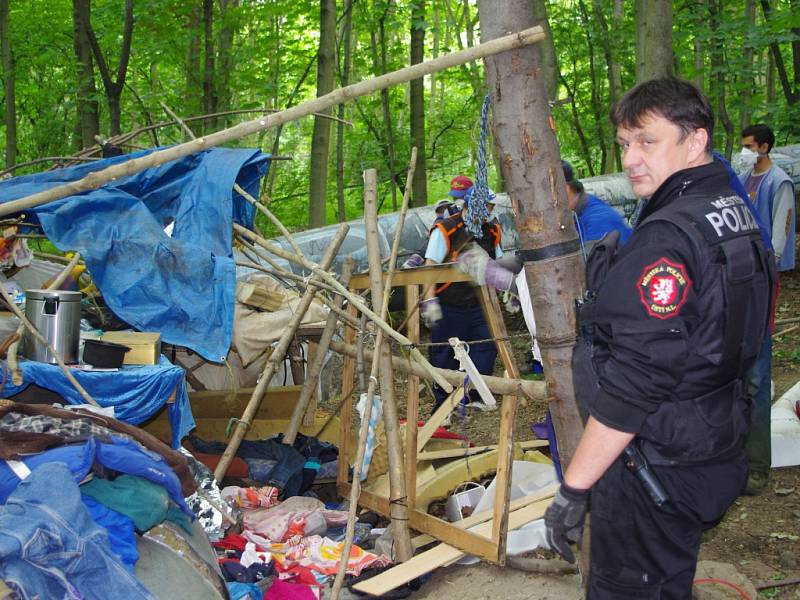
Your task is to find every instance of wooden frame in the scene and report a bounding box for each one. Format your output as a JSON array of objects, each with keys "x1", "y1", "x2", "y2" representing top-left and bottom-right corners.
[{"x1": 337, "y1": 264, "x2": 538, "y2": 564}]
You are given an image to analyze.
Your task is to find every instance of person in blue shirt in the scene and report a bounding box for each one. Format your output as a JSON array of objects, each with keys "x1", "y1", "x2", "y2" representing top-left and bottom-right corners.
[{"x1": 564, "y1": 168, "x2": 632, "y2": 247}]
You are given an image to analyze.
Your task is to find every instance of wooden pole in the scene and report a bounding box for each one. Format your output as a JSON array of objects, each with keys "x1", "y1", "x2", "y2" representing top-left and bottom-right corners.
[
  {"x1": 234, "y1": 224, "x2": 454, "y2": 393},
  {"x1": 283, "y1": 259, "x2": 353, "y2": 445},
  {"x1": 363, "y1": 168, "x2": 413, "y2": 562},
  {"x1": 213, "y1": 224, "x2": 349, "y2": 482},
  {"x1": 0, "y1": 26, "x2": 544, "y2": 218},
  {"x1": 328, "y1": 339, "x2": 545, "y2": 399},
  {"x1": 330, "y1": 160, "x2": 417, "y2": 598},
  {"x1": 0, "y1": 284, "x2": 98, "y2": 406}
]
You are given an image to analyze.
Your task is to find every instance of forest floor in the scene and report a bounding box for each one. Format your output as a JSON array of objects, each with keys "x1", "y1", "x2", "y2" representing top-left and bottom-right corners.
[{"x1": 326, "y1": 256, "x2": 800, "y2": 600}]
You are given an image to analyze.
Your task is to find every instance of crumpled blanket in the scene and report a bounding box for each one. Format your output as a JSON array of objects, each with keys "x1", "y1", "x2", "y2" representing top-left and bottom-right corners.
[
  {"x1": 242, "y1": 496, "x2": 348, "y2": 542},
  {"x1": 271, "y1": 535, "x2": 391, "y2": 581}
]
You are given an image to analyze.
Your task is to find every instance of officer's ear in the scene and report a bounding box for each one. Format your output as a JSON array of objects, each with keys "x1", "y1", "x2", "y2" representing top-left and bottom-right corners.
[{"x1": 686, "y1": 128, "x2": 709, "y2": 164}]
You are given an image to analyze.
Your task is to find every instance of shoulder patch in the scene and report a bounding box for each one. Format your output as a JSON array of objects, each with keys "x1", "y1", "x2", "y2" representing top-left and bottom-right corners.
[{"x1": 636, "y1": 258, "x2": 692, "y2": 319}]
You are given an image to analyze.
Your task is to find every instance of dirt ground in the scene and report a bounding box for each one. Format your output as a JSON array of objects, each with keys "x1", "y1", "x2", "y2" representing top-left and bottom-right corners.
[{"x1": 325, "y1": 257, "x2": 800, "y2": 599}]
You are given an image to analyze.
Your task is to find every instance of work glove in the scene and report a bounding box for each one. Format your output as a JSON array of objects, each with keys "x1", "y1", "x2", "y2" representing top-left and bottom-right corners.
[
  {"x1": 420, "y1": 297, "x2": 443, "y2": 328},
  {"x1": 457, "y1": 246, "x2": 515, "y2": 292},
  {"x1": 544, "y1": 482, "x2": 589, "y2": 564},
  {"x1": 402, "y1": 253, "x2": 424, "y2": 269}
]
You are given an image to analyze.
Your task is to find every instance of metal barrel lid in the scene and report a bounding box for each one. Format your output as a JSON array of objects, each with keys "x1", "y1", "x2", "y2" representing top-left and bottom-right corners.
[{"x1": 25, "y1": 289, "x2": 82, "y2": 301}]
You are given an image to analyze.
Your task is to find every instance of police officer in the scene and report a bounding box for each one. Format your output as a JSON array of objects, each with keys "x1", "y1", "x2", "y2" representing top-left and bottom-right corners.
[{"x1": 544, "y1": 78, "x2": 775, "y2": 598}]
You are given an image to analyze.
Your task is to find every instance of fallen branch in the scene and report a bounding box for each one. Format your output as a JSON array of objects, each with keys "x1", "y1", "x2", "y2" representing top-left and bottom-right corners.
[{"x1": 0, "y1": 26, "x2": 544, "y2": 217}]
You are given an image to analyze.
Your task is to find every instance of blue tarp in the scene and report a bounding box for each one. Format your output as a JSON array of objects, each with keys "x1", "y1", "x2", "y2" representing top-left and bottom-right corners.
[
  {"x1": 0, "y1": 356, "x2": 194, "y2": 449},
  {"x1": 0, "y1": 148, "x2": 270, "y2": 361}
]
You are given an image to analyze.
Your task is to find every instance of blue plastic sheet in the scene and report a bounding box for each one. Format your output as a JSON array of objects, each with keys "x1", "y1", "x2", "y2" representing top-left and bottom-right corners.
[
  {"x1": 0, "y1": 148, "x2": 270, "y2": 361},
  {"x1": 0, "y1": 356, "x2": 194, "y2": 449}
]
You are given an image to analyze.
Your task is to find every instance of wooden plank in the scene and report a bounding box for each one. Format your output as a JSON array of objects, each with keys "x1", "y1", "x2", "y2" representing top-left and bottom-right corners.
[
  {"x1": 405, "y1": 284, "x2": 421, "y2": 510},
  {"x1": 302, "y1": 341, "x2": 318, "y2": 428},
  {"x1": 353, "y1": 494, "x2": 555, "y2": 596},
  {"x1": 417, "y1": 439, "x2": 547, "y2": 461},
  {"x1": 337, "y1": 304, "x2": 359, "y2": 489},
  {"x1": 349, "y1": 263, "x2": 471, "y2": 290},
  {"x1": 416, "y1": 386, "x2": 466, "y2": 453},
  {"x1": 410, "y1": 483, "x2": 557, "y2": 549},
  {"x1": 338, "y1": 484, "x2": 499, "y2": 561}
]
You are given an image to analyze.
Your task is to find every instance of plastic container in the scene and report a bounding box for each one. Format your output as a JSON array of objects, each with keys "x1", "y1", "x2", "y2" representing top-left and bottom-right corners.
[
  {"x1": 23, "y1": 289, "x2": 82, "y2": 364},
  {"x1": 445, "y1": 482, "x2": 486, "y2": 522},
  {"x1": 82, "y1": 338, "x2": 130, "y2": 368}
]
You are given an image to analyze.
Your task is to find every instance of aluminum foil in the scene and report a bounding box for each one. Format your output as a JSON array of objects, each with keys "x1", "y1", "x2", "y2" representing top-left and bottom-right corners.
[{"x1": 181, "y1": 448, "x2": 239, "y2": 541}]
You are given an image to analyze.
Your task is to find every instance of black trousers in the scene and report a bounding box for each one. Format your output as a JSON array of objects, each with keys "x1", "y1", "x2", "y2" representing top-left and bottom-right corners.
[{"x1": 587, "y1": 455, "x2": 748, "y2": 599}]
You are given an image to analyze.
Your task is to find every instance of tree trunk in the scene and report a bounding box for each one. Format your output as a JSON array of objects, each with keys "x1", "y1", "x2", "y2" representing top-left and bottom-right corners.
[
  {"x1": 531, "y1": 0, "x2": 558, "y2": 102},
  {"x1": 593, "y1": 0, "x2": 622, "y2": 171},
  {"x1": 409, "y1": 0, "x2": 427, "y2": 207},
  {"x1": 0, "y1": 0, "x2": 16, "y2": 168},
  {"x1": 634, "y1": 0, "x2": 673, "y2": 81},
  {"x1": 308, "y1": 0, "x2": 337, "y2": 228},
  {"x1": 708, "y1": 0, "x2": 734, "y2": 158},
  {"x1": 72, "y1": 0, "x2": 100, "y2": 150},
  {"x1": 215, "y1": 0, "x2": 240, "y2": 128},
  {"x1": 185, "y1": 4, "x2": 203, "y2": 122},
  {"x1": 693, "y1": 0, "x2": 706, "y2": 90},
  {"x1": 202, "y1": 0, "x2": 216, "y2": 120},
  {"x1": 429, "y1": 1, "x2": 440, "y2": 113},
  {"x1": 759, "y1": 0, "x2": 798, "y2": 105},
  {"x1": 577, "y1": 0, "x2": 607, "y2": 175},
  {"x1": 377, "y1": 6, "x2": 398, "y2": 211},
  {"x1": 336, "y1": 0, "x2": 354, "y2": 222},
  {"x1": 478, "y1": 0, "x2": 585, "y2": 480},
  {"x1": 740, "y1": 0, "x2": 756, "y2": 133},
  {"x1": 85, "y1": 0, "x2": 134, "y2": 136}
]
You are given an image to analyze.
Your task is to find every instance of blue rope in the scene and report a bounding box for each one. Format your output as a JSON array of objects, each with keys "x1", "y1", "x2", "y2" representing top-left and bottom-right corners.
[{"x1": 464, "y1": 95, "x2": 493, "y2": 238}]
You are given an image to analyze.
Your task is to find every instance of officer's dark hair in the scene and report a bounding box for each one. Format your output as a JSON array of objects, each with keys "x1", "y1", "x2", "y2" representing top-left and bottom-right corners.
[
  {"x1": 611, "y1": 77, "x2": 714, "y2": 153},
  {"x1": 741, "y1": 124, "x2": 775, "y2": 153},
  {"x1": 567, "y1": 179, "x2": 584, "y2": 194}
]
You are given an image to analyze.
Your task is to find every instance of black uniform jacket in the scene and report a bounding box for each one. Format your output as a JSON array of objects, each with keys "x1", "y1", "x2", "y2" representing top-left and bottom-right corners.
[{"x1": 583, "y1": 161, "x2": 773, "y2": 461}]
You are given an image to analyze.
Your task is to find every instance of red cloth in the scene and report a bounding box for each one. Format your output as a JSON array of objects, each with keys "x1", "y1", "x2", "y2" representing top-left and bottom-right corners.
[
  {"x1": 450, "y1": 175, "x2": 473, "y2": 192},
  {"x1": 189, "y1": 450, "x2": 250, "y2": 479}
]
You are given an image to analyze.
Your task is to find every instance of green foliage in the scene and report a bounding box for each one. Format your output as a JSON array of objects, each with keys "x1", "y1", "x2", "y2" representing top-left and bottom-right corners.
[{"x1": 2, "y1": 0, "x2": 800, "y2": 232}]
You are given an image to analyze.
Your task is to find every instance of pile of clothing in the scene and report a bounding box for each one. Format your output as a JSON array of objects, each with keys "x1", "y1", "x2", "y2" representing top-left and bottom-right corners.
[{"x1": 0, "y1": 400, "x2": 197, "y2": 599}]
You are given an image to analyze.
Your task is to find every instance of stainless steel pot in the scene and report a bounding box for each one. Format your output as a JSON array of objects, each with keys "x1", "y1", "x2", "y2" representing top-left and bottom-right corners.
[{"x1": 23, "y1": 289, "x2": 81, "y2": 364}]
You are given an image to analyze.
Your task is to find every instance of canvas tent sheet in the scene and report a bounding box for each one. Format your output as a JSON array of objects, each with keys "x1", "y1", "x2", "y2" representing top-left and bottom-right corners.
[{"x1": 0, "y1": 148, "x2": 270, "y2": 362}]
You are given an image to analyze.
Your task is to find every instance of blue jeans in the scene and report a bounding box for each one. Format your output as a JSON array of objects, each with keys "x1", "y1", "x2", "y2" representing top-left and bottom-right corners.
[
  {"x1": 745, "y1": 334, "x2": 772, "y2": 477},
  {"x1": 0, "y1": 462, "x2": 156, "y2": 600},
  {"x1": 429, "y1": 302, "x2": 498, "y2": 408}
]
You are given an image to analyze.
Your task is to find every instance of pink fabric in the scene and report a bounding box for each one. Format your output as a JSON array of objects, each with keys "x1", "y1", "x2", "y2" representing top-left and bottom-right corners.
[{"x1": 264, "y1": 579, "x2": 319, "y2": 600}]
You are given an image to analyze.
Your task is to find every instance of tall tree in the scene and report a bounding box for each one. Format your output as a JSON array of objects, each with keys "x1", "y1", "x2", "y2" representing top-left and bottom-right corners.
[
  {"x1": 308, "y1": 0, "x2": 336, "y2": 227},
  {"x1": 634, "y1": 0, "x2": 673, "y2": 81},
  {"x1": 593, "y1": 0, "x2": 623, "y2": 171},
  {"x1": 85, "y1": 0, "x2": 134, "y2": 136},
  {"x1": 202, "y1": 0, "x2": 215, "y2": 121},
  {"x1": 370, "y1": 2, "x2": 398, "y2": 211},
  {"x1": 532, "y1": 0, "x2": 558, "y2": 101},
  {"x1": 478, "y1": 0, "x2": 586, "y2": 560},
  {"x1": 708, "y1": 0, "x2": 734, "y2": 157},
  {"x1": 409, "y1": 0, "x2": 427, "y2": 207},
  {"x1": 0, "y1": 0, "x2": 16, "y2": 168},
  {"x1": 336, "y1": 0, "x2": 354, "y2": 222},
  {"x1": 740, "y1": 0, "x2": 756, "y2": 132},
  {"x1": 72, "y1": 0, "x2": 100, "y2": 150},
  {"x1": 759, "y1": 0, "x2": 798, "y2": 105}
]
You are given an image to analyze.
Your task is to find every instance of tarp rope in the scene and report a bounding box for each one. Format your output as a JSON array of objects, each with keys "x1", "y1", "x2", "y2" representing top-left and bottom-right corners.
[{"x1": 464, "y1": 94, "x2": 493, "y2": 238}]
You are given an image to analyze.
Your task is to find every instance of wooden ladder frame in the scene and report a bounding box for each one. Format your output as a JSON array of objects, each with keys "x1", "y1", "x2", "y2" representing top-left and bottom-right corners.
[{"x1": 336, "y1": 264, "x2": 532, "y2": 563}]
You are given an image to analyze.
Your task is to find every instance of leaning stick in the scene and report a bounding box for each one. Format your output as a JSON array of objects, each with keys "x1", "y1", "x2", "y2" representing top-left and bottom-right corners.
[
  {"x1": 0, "y1": 283, "x2": 98, "y2": 406},
  {"x1": 234, "y1": 224, "x2": 454, "y2": 393},
  {"x1": 0, "y1": 26, "x2": 545, "y2": 218},
  {"x1": 7, "y1": 252, "x2": 83, "y2": 386},
  {"x1": 283, "y1": 259, "x2": 354, "y2": 446},
  {"x1": 213, "y1": 224, "x2": 349, "y2": 482}
]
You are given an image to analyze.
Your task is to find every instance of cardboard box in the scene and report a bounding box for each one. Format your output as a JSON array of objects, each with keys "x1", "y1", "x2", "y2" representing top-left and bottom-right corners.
[{"x1": 98, "y1": 331, "x2": 161, "y2": 365}]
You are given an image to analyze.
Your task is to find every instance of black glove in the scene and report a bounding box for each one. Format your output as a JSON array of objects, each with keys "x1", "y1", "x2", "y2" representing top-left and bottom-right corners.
[{"x1": 544, "y1": 482, "x2": 589, "y2": 563}]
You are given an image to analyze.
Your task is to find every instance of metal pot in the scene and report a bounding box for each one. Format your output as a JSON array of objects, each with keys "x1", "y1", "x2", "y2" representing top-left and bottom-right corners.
[{"x1": 23, "y1": 289, "x2": 82, "y2": 364}]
